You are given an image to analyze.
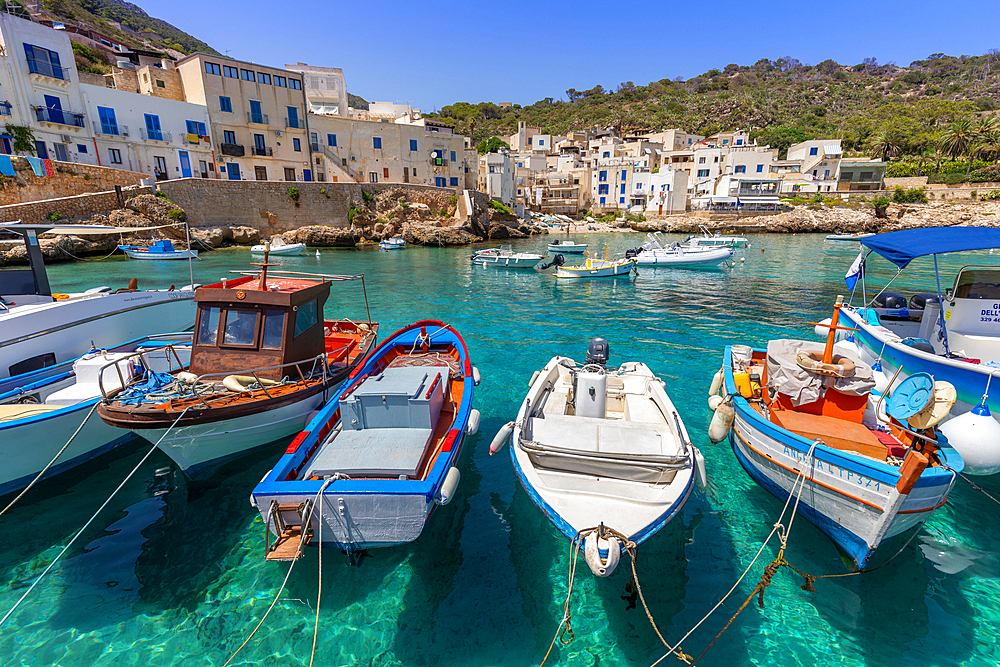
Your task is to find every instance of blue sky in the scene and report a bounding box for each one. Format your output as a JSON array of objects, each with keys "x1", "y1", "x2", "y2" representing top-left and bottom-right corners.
[{"x1": 144, "y1": 0, "x2": 999, "y2": 111}]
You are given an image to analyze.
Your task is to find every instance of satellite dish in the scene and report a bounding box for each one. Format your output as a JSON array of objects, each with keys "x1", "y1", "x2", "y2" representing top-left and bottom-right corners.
[{"x1": 429, "y1": 151, "x2": 437, "y2": 159}]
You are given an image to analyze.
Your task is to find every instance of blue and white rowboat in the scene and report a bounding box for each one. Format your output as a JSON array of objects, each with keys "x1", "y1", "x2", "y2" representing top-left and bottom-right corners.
[{"x1": 119, "y1": 239, "x2": 197, "y2": 260}]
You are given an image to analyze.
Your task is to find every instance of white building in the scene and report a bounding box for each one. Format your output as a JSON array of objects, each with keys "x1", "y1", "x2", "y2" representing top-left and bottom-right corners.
[
  {"x1": 644, "y1": 168, "x2": 688, "y2": 215},
  {"x1": 285, "y1": 62, "x2": 349, "y2": 117},
  {"x1": 81, "y1": 84, "x2": 214, "y2": 179},
  {"x1": 479, "y1": 152, "x2": 514, "y2": 205},
  {"x1": 785, "y1": 139, "x2": 842, "y2": 193}
]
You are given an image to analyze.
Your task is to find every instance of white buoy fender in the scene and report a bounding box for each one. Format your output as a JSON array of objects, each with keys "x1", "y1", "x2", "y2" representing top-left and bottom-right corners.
[
  {"x1": 693, "y1": 447, "x2": 708, "y2": 490},
  {"x1": 176, "y1": 371, "x2": 199, "y2": 384},
  {"x1": 938, "y1": 405, "x2": 1000, "y2": 476},
  {"x1": 708, "y1": 402, "x2": 735, "y2": 443},
  {"x1": 584, "y1": 534, "x2": 621, "y2": 577},
  {"x1": 708, "y1": 368, "x2": 724, "y2": 397},
  {"x1": 489, "y1": 421, "x2": 515, "y2": 455},
  {"x1": 814, "y1": 318, "x2": 833, "y2": 339},
  {"x1": 708, "y1": 394, "x2": 724, "y2": 411},
  {"x1": 872, "y1": 367, "x2": 890, "y2": 396},
  {"x1": 465, "y1": 408, "x2": 481, "y2": 435},
  {"x1": 435, "y1": 467, "x2": 461, "y2": 505},
  {"x1": 528, "y1": 370, "x2": 540, "y2": 388},
  {"x1": 472, "y1": 366, "x2": 481, "y2": 386},
  {"x1": 223, "y1": 374, "x2": 280, "y2": 393}
]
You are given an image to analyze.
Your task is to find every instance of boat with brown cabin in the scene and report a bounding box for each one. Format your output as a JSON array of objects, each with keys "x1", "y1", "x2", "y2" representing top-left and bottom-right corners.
[{"x1": 96, "y1": 251, "x2": 378, "y2": 474}]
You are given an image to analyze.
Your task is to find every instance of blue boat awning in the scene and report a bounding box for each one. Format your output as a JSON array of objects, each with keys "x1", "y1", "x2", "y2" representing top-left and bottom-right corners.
[{"x1": 861, "y1": 226, "x2": 1000, "y2": 268}]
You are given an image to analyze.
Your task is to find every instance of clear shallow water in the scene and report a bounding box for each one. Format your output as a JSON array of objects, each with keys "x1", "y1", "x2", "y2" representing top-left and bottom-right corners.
[{"x1": 3, "y1": 233, "x2": 1000, "y2": 666}]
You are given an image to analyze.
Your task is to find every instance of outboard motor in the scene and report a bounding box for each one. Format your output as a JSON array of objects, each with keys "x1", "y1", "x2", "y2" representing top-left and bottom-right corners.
[
  {"x1": 585, "y1": 337, "x2": 611, "y2": 366},
  {"x1": 873, "y1": 291, "x2": 907, "y2": 309},
  {"x1": 624, "y1": 247, "x2": 640, "y2": 259},
  {"x1": 539, "y1": 254, "x2": 565, "y2": 270},
  {"x1": 909, "y1": 293, "x2": 939, "y2": 310}
]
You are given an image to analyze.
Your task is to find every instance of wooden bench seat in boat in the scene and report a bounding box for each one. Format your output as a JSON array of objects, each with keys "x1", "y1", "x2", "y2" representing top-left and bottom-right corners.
[
  {"x1": 768, "y1": 409, "x2": 888, "y2": 461},
  {"x1": 0, "y1": 404, "x2": 59, "y2": 422},
  {"x1": 305, "y1": 427, "x2": 434, "y2": 478},
  {"x1": 523, "y1": 414, "x2": 685, "y2": 483}
]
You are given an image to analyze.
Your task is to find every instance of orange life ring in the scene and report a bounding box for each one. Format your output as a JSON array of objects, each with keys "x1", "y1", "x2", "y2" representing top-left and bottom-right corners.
[{"x1": 795, "y1": 350, "x2": 856, "y2": 378}]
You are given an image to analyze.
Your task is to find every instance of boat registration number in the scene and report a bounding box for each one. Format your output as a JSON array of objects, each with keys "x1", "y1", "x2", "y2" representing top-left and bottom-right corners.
[{"x1": 782, "y1": 446, "x2": 882, "y2": 492}]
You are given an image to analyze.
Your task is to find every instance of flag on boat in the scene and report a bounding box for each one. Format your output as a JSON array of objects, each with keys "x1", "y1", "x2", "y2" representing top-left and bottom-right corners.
[{"x1": 845, "y1": 251, "x2": 864, "y2": 290}]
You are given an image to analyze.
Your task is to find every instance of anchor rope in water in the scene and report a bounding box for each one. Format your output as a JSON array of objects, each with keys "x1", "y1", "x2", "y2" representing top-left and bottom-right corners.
[
  {"x1": 223, "y1": 478, "x2": 332, "y2": 667},
  {"x1": 309, "y1": 485, "x2": 325, "y2": 667},
  {"x1": 0, "y1": 402, "x2": 97, "y2": 519},
  {"x1": 0, "y1": 405, "x2": 194, "y2": 628},
  {"x1": 943, "y1": 466, "x2": 1000, "y2": 507}
]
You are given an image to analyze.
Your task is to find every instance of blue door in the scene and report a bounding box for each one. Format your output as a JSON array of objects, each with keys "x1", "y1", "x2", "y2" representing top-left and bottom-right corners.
[
  {"x1": 226, "y1": 163, "x2": 241, "y2": 180},
  {"x1": 303, "y1": 169, "x2": 311, "y2": 182},
  {"x1": 179, "y1": 151, "x2": 192, "y2": 178},
  {"x1": 435, "y1": 177, "x2": 446, "y2": 187},
  {"x1": 43, "y1": 95, "x2": 64, "y2": 125},
  {"x1": 34, "y1": 140, "x2": 47, "y2": 159}
]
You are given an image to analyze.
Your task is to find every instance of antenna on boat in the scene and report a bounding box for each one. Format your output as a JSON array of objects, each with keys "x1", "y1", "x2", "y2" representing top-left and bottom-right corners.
[{"x1": 251, "y1": 242, "x2": 278, "y2": 290}]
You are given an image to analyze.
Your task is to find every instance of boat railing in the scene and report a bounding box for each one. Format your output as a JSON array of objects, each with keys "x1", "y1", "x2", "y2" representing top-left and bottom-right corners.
[
  {"x1": 227, "y1": 270, "x2": 364, "y2": 282},
  {"x1": 96, "y1": 342, "x2": 190, "y2": 400}
]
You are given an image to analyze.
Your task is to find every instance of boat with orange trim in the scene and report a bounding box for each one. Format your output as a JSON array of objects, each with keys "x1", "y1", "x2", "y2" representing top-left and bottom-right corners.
[
  {"x1": 713, "y1": 296, "x2": 964, "y2": 570},
  {"x1": 250, "y1": 320, "x2": 480, "y2": 562},
  {"x1": 96, "y1": 252, "x2": 378, "y2": 475}
]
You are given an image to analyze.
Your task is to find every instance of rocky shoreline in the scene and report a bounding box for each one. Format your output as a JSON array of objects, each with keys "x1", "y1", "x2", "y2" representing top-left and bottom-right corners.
[{"x1": 5, "y1": 195, "x2": 1000, "y2": 265}]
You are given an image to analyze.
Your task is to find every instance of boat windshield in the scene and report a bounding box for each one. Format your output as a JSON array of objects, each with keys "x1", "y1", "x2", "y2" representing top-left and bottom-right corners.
[{"x1": 954, "y1": 267, "x2": 1000, "y2": 299}]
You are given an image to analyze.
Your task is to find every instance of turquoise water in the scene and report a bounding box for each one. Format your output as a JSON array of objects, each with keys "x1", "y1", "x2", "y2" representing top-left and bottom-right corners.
[{"x1": 3, "y1": 233, "x2": 1000, "y2": 666}]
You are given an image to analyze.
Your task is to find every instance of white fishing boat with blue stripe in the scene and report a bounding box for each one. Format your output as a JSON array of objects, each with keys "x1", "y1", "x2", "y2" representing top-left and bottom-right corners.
[
  {"x1": 493, "y1": 338, "x2": 705, "y2": 577},
  {"x1": 119, "y1": 239, "x2": 197, "y2": 260},
  {"x1": 715, "y1": 297, "x2": 962, "y2": 571},
  {"x1": 823, "y1": 227, "x2": 1000, "y2": 475}
]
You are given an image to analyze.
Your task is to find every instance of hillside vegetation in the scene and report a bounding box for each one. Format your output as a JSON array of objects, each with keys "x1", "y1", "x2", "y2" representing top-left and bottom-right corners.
[{"x1": 429, "y1": 53, "x2": 1000, "y2": 175}]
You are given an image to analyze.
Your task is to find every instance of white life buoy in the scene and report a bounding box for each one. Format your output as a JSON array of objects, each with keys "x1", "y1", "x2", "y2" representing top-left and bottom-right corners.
[
  {"x1": 435, "y1": 467, "x2": 461, "y2": 505},
  {"x1": 489, "y1": 421, "x2": 515, "y2": 455},
  {"x1": 176, "y1": 371, "x2": 199, "y2": 385},
  {"x1": 708, "y1": 367, "x2": 724, "y2": 397},
  {"x1": 466, "y1": 408, "x2": 481, "y2": 435},
  {"x1": 708, "y1": 402, "x2": 735, "y2": 444},
  {"x1": 693, "y1": 447, "x2": 708, "y2": 490},
  {"x1": 584, "y1": 533, "x2": 621, "y2": 577},
  {"x1": 223, "y1": 375, "x2": 280, "y2": 393}
]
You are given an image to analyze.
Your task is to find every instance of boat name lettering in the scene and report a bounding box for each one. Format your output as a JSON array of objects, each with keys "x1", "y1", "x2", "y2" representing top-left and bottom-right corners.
[
  {"x1": 782, "y1": 446, "x2": 881, "y2": 492},
  {"x1": 980, "y1": 306, "x2": 1000, "y2": 322}
]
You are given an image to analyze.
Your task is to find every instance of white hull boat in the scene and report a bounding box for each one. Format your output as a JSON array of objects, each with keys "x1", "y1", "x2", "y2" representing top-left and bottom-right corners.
[
  {"x1": 471, "y1": 245, "x2": 543, "y2": 268},
  {"x1": 826, "y1": 233, "x2": 875, "y2": 241},
  {"x1": 547, "y1": 240, "x2": 588, "y2": 254},
  {"x1": 498, "y1": 342, "x2": 703, "y2": 577},
  {"x1": 555, "y1": 257, "x2": 636, "y2": 279},
  {"x1": 380, "y1": 238, "x2": 406, "y2": 250},
  {"x1": 252, "y1": 238, "x2": 306, "y2": 256},
  {"x1": 633, "y1": 235, "x2": 733, "y2": 268},
  {"x1": 684, "y1": 226, "x2": 749, "y2": 248}
]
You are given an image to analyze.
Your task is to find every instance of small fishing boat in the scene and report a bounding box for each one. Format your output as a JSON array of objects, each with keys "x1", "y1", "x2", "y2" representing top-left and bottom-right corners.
[
  {"x1": 251, "y1": 321, "x2": 479, "y2": 561},
  {"x1": 683, "y1": 225, "x2": 749, "y2": 248},
  {"x1": 97, "y1": 253, "x2": 378, "y2": 474},
  {"x1": 491, "y1": 338, "x2": 704, "y2": 577},
  {"x1": 555, "y1": 256, "x2": 636, "y2": 279},
  {"x1": 826, "y1": 232, "x2": 875, "y2": 241},
  {"x1": 0, "y1": 333, "x2": 191, "y2": 496},
  {"x1": 713, "y1": 297, "x2": 962, "y2": 570},
  {"x1": 380, "y1": 238, "x2": 406, "y2": 251},
  {"x1": 632, "y1": 233, "x2": 733, "y2": 268},
  {"x1": 547, "y1": 239, "x2": 588, "y2": 254},
  {"x1": 251, "y1": 237, "x2": 306, "y2": 256},
  {"x1": 119, "y1": 239, "x2": 198, "y2": 260},
  {"x1": 471, "y1": 245, "x2": 543, "y2": 269}
]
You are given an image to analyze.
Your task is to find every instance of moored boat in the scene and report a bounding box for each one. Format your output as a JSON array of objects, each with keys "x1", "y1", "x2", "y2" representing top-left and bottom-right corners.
[
  {"x1": 547, "y1": 239, "x2": 588, "y2": 254},
  {"x1": 380, "y1": 237, "x2": 406, "y2": 250},
  {"x1": 251, "y1": 237, "x2": 306, "y2": 256},
  {"x1": 119, "y1": 239, "x2": 198, "y2": 260},
  {"x1": 96, "y1": 255, "x2": 378, "y2": 474},
  {"x1": 251, "y1": 320, "x2": 478, "y2": 561},
  {"x1": 493, "y1": 338, "x2": 704, "y2": 577},
  {"x1": 471, "y1": 245, "x2": 543, "y2": 268},
  {"x1": 684, "y1": 225, "x2": 749, "y2": 248},
  {"x1": 632, "y1": 233, "x2": 733, "y2": 268},
  {"x1": 716, "y1": 297, "x2": 962, "y2": 570},
  {"x1": 826, "y1": 232, "x2": 875, "y2": 241}
]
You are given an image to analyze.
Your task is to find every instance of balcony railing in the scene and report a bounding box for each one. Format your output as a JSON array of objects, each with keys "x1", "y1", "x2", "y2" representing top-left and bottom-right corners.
[
  {"x1": 247, "y1": 112, "x2": 269, "y2": 125},
  {"x1": 33, "y1": 106, "x2": 84, "y2": 127},
  {"x1": 92, "y1": 120, "x2": 129, "y2": 136},
  {"x1": 285, "y1": 117, "x2": 302, "y2": 129},
  {"x1": 140, "y1": 128, "x2": 172, "y2": 142},
  {"x1": 220, "y1": 143, "x2": 245, "y2": 157},
  {"x1": 250, "y1": 146, "x2": 273, "y2": 157},
  {"x1": 27, "y1": 60, "x2": 65, "y2": 80}
]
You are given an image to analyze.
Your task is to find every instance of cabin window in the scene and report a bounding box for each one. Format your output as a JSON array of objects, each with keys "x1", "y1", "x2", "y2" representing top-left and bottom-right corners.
[
  {"x1": 294, "y1": 299, "x2": 318, "y2": 338},
  {"x1": 261, "y1": 310, "x2": 286, "y2": 349},
  {"x1": 223, "y1": 309, "x2": 260, "y2": 346},
  {"x1": 196, "y1": 307, "x2": 220, "y2": 345},
  {"x1": 954, "y1": 268, "x2": 1000, "y2": 299}
]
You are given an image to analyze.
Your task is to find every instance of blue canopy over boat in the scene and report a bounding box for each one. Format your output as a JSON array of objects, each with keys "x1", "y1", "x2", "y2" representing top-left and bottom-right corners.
[{"x1": 862, "y1": 227, "x2": 1000, "y2": 268}]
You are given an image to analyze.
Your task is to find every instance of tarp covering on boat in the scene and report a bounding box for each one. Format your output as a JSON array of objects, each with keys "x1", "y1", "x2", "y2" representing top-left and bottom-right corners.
[
  {"x1": 861, "y1": 227, "x2": 1000, "y2": 268},
  {"x1": 766, "y1": 339, "x2": 875, "y2": 406}
]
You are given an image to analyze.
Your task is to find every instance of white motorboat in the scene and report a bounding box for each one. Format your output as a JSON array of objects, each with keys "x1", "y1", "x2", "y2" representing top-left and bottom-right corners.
[
  {"x1": 0, "y1": 222, "x2": 196, "y2": 379},
  {"x1": 555, "y1": 257, "x2": 636, "y2": 279},
  {"x1": 493, "y1": 339, "x2": 704, "y2": 577},
  {"x1": 119, "y1": 239, "x2": 198, "y2": 260},
  {"x1": 684, "y1": 225, "x2": 749, "y2": 248},
  {"x1": 380, "y1": 238, "x2": 406, "y2": 250},
  {"x1": 826, "y1": 232, "x2": 875, "y2": 241},
  {"x1": 0, "y1": 334, "x2": 191, "y2": 496},
  {"x1": 251, "y1": 237, "x2": 306, "y2": 256},
  {"x1": 471, "y1": 245, "x2": 543, "y2": 268},
  {"x1": 547, "y1": 239, "x2": 588, "y2": 254},
  {"x1": 632, "y1": 233, "x2": 733, "y2": 268}
]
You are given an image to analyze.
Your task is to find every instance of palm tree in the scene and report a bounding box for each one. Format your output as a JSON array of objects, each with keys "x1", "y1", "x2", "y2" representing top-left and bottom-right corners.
[
  {"x1": 868, "y1": 127, "x2": 902, "y2": 162},
  {"x1": 984, "y1": 130, "x2": 1000, "y2": 165},
  {"x1": 940, "y1": 118, "x2": 976, "y2": 164}
]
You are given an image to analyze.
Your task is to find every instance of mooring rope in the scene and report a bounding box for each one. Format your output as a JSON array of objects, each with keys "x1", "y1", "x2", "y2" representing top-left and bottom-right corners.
[
  {"x1": 309, "y1": 486, "x2": 325, "y2": 667},
  {"x1": 0, "y1": 405, "x2": 193, "y2": 628},
  {"x1": 943, "y1": 465, "x2": 1000, "y2": 507},
  {"x1": 0, "y1": 403, "x2": 97, "y2": 519}
]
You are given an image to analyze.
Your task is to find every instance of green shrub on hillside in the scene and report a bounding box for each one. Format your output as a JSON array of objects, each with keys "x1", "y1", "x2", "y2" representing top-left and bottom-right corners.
[
  {"x1": 488, "y1": 199, "x2": 512, "y2": 215},
  {"x1": 892, "y1": 187, "x2": 928, "y2": 204},
  {"x1": 167, "y1": 208, "x2": 186, "y2": 222},
  {"x1": 982, "y1": 189, "x2": 1000, "y2": 201},
  {"x1": 969, "y1": 165, "x2": 1000, "y2": 183}
]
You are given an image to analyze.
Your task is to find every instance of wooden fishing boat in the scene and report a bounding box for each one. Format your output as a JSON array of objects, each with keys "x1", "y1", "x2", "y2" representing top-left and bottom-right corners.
[
  {"x1": 119, "y1": 239, "x2": 198, "y2": 260},
  {"x1": 251, "y1": 320, "x2": 479, "y2": 561},
  {"x1": 491, "y1": 338, "x2": 705, "y2": 577},
  {"x1": 713, "y1": 297, "x2": 962, "y2": 570},
  {"x1": 97, "y1": 255, "x2": 378, "y2": 474}
]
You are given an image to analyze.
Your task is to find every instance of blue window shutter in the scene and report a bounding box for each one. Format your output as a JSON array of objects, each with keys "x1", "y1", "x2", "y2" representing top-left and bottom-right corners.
[
  {"x1": 756, "y1": 164, "x2": 763, "y2": 172},
  {"x1": 810, "y1": 147, "x2": 818, "y2": 155},
  {"x1": 451, "y1": 151, "x2": 456, "y2": 162},
  {"x1": 409, "y1": 139, "x2": 417, "y2": 151},
  {"x1": 620, "y1": 197, "x2": 625, "y2": 203},
  {"x1": 199, "y1": 122, "x2": 207, "y2": 136},
  {"x1": 621, "y1": 170, "x2": 626, "y2": 180},
  {"x1": 373, "y1": 137, "x2": 381, "y2": 149},
  {"x1": 600, "y1": 197, "x2": 605, "y2": 204},
  {"x1": 620, "y1": 184, "x2": 625, "y2": 194},
  {"x1": 328, "y1": 134, "x2": 337, "y2": 146}
]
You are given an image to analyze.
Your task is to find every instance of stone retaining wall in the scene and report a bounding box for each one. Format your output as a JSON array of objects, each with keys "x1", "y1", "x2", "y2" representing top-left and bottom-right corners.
[
  {"x1": 0, "y1": 157, "x2": 148, "y2": 206},
  {"x1": 0, "y1": 185, "x2": 153, "y2": 224}
]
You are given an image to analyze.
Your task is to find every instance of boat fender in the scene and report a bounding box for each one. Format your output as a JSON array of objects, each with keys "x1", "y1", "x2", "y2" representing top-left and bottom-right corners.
[
  {"x1": 472, "y1": 366, "x2": 481, "y2": 386},
  {"x1": 466, "y1": 408, "x2": 481, "y2": 435},
  {"x1": 814, "y1": 318, "x2": 833, "y2": 339},
  {"x1": 435, "y1": 467, "x2": 461, "y2": 505},
  {"x1": 584, "y1": 534, "x2": 621, "y2": 577},
  {"x1": 528, "y1": 370, "x2": 541, "y2": 388},
  {"x1": 176, "y1": 371, "x2": 199, "y2": 385},
  {"x1": 708, "y1": 394, "x2": 724, "y2": 411},
  {"x1": 795, "y1": 351, "x2": 856, "y2": 378},
  {"x1": 938, "y1": 401, "x2": 1000, "y2": 475},
  {"x1": 708, "y1": 401, "x2": 735, "y2": 444},
  {"x1": 223, "y1": 375, "x2": 281, "y2": 393},
  {"x1": 693, "y1": 447, "x2": 708, "y2": 490},
  {"x1": 708, "y1": 367, "x2": 724, "y2": 397},
  {"x1": 489, "y1": 421, "x2": 515, "y2": 455},
  {"x1": 871, "y1": 366, "x2": 890, "y2": 397}
]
